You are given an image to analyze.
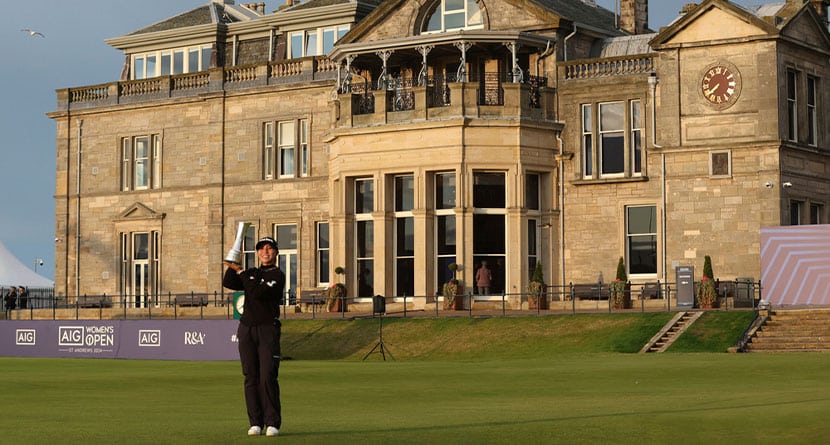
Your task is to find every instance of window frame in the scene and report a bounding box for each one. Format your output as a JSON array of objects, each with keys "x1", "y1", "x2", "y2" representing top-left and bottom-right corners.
[
  {"x1": 625, "y1": 205, "x2": 658, "y2": 278},
  {"x1": 316, "y1": 222, "x2": 330, "y2": 287},
  {"x1": 422, "y1": 0, "x2": 484, "y2": 34},
  {"x1": 131, "y1": 44, "x2": 211, "y2": 79},
  {"x1": 287, "y1": 25, "x2": 351, "y2": 59},
  {"x1": 121, "y1": 134, "x2": 162, "y2": 192},
  {"x1": 787, "y1": 69, "x2": 798, "y2": 142},
  {"x1": 581, "y1": 99, "x2": 643, "y2": 180},
  {"x1": 263, "y1": 118, "x2": 309, "y2": 180},
  {"x1": 709, "y1": 150, "x2": 731, "y2": 178},
  {"x1": 807, "y1": 75, "x2": 817, "y2": 147},
  {"x1": 394, "y1": 175, "x2": 415, "y2": 297}
]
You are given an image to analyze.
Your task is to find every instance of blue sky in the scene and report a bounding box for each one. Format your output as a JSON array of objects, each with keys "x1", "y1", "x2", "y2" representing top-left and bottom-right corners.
[{"x1": 0, "y1": 0, "x2": 757, "y2": 280}]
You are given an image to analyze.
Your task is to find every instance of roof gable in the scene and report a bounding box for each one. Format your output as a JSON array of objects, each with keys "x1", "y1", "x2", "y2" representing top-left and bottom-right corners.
[
  {"x1": 651, "y1": 0, "x2": 779, "y2": 48},
  {"x1": 340, "y1": 0, "x2": 618, "y2": 45},
  {"x1": 778, "y1": 3, "x2": 830, "y2": 49}
]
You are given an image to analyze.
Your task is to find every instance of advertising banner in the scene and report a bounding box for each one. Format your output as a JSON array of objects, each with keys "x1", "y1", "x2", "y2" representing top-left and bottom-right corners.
[{"x1": 1, "y1": 320, "x2": 239, "y2": 361}]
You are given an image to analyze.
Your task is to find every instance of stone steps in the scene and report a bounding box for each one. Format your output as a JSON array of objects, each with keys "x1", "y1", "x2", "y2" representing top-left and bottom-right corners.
[
  {"x1": 745, "y1": 309, "x2": 830, "y2": 353},
  {"x1": 641, "y1": 311, "x2": 702, "y2": 353}
]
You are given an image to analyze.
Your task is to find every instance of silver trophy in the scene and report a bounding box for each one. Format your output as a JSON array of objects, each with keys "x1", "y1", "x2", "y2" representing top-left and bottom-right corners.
[{"x1": 224, "y1": 222, "x2": 252, "y2": 264}]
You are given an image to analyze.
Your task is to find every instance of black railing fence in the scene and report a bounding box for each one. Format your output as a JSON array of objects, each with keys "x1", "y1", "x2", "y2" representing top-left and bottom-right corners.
[
  {"x1": 348, "y1": 72, "x2": 547, "y2": 114},
  {"x1": 3, "y1": 280, "x2": 764, "y2": 321}
]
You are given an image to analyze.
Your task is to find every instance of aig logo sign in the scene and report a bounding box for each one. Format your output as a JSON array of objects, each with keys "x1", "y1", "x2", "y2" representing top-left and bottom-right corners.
[
  {"x1": 139, "y1": 330, "x2": 161, "y2": 347},
  {"x1": 58, "y1": 326, "x2": 85, "y2": 346},
  {"x1": 16, "y1": 329, "x2": 36, "y2": 345}
]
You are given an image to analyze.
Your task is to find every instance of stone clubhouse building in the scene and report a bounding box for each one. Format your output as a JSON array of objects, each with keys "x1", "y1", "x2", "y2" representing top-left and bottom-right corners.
[{"x1": 49, "y1": 0, "x2": 830, "y2": 309}]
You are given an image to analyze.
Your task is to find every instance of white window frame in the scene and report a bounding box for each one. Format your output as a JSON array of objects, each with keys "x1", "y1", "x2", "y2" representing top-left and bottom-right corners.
[
  {"x1": 625, "y1": 205, "x2": 658, "y2": 278},
  {"x1": 423, "y1": 0, "x2": 484, "y2": 34},
  {"x1": 631, "y1": 100, "x2": 643, "y2": 176},
  {"x1": 581, "y1": 104, "x2": 593, "y2": 178},
  {"x1": 709, "y1": 150, "x2": 732, "y2": 178},
  {"x1": 354, "y1": 178, "x2": 374, "y2": 300},
  {"x1": 264, "y1": 119, "x2": 309, "y2": 179},
  {"x1": 121, "y1": 134, "x2": 161, "y2": 191},
  {"x1": 287, "y1": 25, "x2": 351, "y2": 59},
  {"x1": 787, "y1": 69, "x2": 798, "y2": 142},
  {"x1": 599, "y1": 101, "x2": 625, "y2": 178},
  {"x1": 582, "y1": 99, "x2": 644, "y2": 179},
  {"x1": 394, "y1": 175, "x2": 415, "y2": 298},
  {"x1": 807, "y1": 75, "x2": 817, "y2": 147},
  {"x1": 131, "y1": 44, "x2": 212, "y2": 79},
  {"x1": 316, "y1": 222, "x2": 330, "y2": 287}
]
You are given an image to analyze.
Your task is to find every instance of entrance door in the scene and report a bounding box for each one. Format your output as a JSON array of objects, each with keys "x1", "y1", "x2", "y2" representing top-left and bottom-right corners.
[
  {"x1": 131, "y1": 233, "x2": 150, "y2": 308},
  {"x1": 275, "y1": 224, "x2": 297, "y2": 305}
]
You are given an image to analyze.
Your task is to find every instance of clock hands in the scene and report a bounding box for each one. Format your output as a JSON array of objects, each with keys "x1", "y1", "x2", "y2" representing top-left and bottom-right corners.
[{"x1": 705, "y1": 83, "x2": 720, "y2": 96}]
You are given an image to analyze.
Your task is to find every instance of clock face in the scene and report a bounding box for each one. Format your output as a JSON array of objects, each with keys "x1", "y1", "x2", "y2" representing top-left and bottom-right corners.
[{"x1": 701, "y1": 65, "x2": 739, "y2": 106}]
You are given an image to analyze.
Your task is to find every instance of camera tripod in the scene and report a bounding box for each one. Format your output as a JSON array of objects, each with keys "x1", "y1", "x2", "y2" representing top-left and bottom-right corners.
[{"x1": 362, "y1": 312, "x2": 395, "y2": 361}]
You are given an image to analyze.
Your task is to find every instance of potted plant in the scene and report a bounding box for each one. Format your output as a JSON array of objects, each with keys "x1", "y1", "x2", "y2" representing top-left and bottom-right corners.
[
  {"x1": 327, "y1": 266, "x2": 346, "y2": 312},
  {"x1": 528, "y1": 261, "x2": 546, "y2": 309},
  {"x1": 610, "y1": 257, "x2": 630, "y2": 309},
  {"x1": 696, "y1": 256, "x2": 717, "y2": 309},
  {"x1": 443, "y1": 263, "x2": 462, "y2": 310}
]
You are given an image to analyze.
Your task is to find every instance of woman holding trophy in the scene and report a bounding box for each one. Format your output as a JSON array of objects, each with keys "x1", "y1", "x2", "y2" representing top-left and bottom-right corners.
[{"x1": 223, "y1": 224, "x2": 285, "y2": 438}]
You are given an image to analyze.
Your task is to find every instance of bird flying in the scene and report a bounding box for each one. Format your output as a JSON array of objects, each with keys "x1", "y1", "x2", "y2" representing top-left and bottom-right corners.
[{"x1": 21, "y1": 29, "x2": 45, "y2": 38}]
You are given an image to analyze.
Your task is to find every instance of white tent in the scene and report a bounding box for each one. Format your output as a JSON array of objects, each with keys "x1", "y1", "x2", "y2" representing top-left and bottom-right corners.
[{"x1": 0, "y1": 240, "x2": 54, "y2": 288}]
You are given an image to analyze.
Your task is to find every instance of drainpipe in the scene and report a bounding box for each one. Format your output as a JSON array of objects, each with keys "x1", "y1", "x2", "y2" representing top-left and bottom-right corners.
[
  {"x1": 76, "y1": 120, "x2": 83, "y2": 298},
  {"x1": 563, "y1": 24, "x2": 577, "y2": 61},
  {"x1": 233, "y1": 35, "x2": 238, "y2": 66},
  {"x1": 648, "y1": 73, "x2": 666, "y2": 283},
  {"x1": 556, "y1": 131, "x2": 566, "y2": 288}
]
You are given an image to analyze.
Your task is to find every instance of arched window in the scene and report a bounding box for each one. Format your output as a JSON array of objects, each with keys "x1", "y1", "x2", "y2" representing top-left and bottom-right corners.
[{"x1": 423, "y1": 0, "x2": 483, "y2": 34}]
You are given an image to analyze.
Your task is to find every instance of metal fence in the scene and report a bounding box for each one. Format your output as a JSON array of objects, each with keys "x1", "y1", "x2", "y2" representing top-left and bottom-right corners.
[{"x1": 3, "y1": 280, "x2": 764, "y2": 321}]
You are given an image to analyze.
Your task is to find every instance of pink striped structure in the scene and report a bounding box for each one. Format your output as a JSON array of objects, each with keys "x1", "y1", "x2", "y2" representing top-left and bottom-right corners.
[{"x1": 761, "y1": 225, "x2": 830, "y2": 306}]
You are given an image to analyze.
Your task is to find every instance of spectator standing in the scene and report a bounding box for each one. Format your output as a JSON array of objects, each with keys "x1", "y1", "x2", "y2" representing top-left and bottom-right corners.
[
  {"x1": 475, "y1": 261, "x2": 492, "y2": 295},
  {"x1": 18, "y1": 286, "x2": 28, "y2": 309},
  {"x1": 4, "y1": 287, "x2": 17, "y2": 314}
]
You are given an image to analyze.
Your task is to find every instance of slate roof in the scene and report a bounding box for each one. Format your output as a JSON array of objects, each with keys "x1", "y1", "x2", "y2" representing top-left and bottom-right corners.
[
  {"x1": 531, "y1": 0, "x2": 620, "y2": 34},
  {"x1": 126, "y1": 3, "x2": 238, "y2": 36},
  {"x1": 596, "y1": 33, "x2": 656, "y2": 57}
]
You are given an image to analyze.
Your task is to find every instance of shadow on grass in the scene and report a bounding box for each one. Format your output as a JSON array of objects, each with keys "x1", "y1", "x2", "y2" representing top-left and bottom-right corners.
[{"x1": 282, "y1": 396, "x2": 830, "y2": 437}]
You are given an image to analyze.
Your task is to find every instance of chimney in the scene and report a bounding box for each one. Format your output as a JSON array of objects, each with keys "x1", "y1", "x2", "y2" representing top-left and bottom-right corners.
[
  {"x1": 680, "y1": 3, "x2": 698, "y2": 15},
  {"x1": 812, "y1": 0, "x2": 829, "y2": 25},
  {"x1": 620, "y1": 0, "x2": 648, "y2": 34},
  {"x1": 286, "y1": 0, "x2": 294, "y2": 6}
]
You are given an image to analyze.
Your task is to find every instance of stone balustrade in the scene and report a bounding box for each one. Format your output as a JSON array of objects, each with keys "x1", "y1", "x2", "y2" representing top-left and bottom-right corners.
[
  {"x1": 562, "y1": 54, "x2": 655, "y2": 80},
  {"x1": 57, "y1": 56, "x2": 340, "y2": 111}
]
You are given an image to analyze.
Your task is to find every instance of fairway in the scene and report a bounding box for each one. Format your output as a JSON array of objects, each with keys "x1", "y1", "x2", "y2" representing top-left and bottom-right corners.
[{"x1": 2, "y1": 353, "x2": 829, "y2": 444}]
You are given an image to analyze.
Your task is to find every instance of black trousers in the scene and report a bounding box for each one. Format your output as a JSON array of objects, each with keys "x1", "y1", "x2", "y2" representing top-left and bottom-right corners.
[{"x1": 237, "y1": 321, "x2": 281, "y2": 428}]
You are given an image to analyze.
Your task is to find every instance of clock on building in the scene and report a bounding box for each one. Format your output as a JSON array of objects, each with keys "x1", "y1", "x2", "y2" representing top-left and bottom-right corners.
[{"x1": 701, "y1": 63, "x2": 741, "y2": 107}]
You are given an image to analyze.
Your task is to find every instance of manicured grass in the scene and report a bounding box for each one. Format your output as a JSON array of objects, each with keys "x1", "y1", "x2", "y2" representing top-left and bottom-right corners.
[
  {"x1": 281, "y1": 312, "x2": 679, "y2": 360},
  {"x1": 2, "y1": 354, "x2": 829, "y2": 444},
  {"x1": 669, "y1": 310, "x2": 757, "y2": 353},
  {"x1": 3, "y1": 312, "x2": 825, "y2": 444}
]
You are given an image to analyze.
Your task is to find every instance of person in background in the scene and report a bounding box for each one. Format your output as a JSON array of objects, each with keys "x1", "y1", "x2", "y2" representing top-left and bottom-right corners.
[
  {"x1": 223, "y1": 236, "x2": 285, "y2": 438},
  {"x1": 4, "y1": 287, "x2": 17, "y2": 315},
  {"x1": 18, "y1": 286, "x2": 28, "y2": 309},
  {"x1": 475, "y1": 261, "x2": 492, "y2": 296}
]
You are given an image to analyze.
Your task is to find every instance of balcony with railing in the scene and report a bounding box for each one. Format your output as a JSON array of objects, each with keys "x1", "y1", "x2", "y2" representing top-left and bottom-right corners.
[
  {"x1": 337, "y1": 72, "x2": 553, "y2": 128},
  {"x1": 57, "y1": 56, "x2": 340, "y2": 111},
  {"x1": 561, "y1": 54, "x2": 655, "y2": 81}
]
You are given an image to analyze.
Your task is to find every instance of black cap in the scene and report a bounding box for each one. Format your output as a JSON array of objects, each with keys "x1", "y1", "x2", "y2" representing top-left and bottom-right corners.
[{"x1": 255, "y1": 237, "x2": 278, "y2": 250}]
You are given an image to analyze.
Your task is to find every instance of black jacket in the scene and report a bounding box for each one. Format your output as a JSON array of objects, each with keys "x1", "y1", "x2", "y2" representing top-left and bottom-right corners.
[{"x1": 223, "y1": 265, "x2": 285, "y2": 325}]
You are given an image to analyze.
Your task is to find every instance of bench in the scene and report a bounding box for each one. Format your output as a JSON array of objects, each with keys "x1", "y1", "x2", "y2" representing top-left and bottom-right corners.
[
  {"x1": 570, "y1": 283, "x2": 609, "y2": 300},
  {"x1": 639, "y1": 282, "x2": 662, "y2": 300},
  {"x1": 296, "y1": 289, "x2": 327, "y2": 312},
  {"x1": 76, "y1": 296, "x2": 113, "y2": 308},
  {"x1": 176, "y1": 295, "x2": 209, "y2": 307}
]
